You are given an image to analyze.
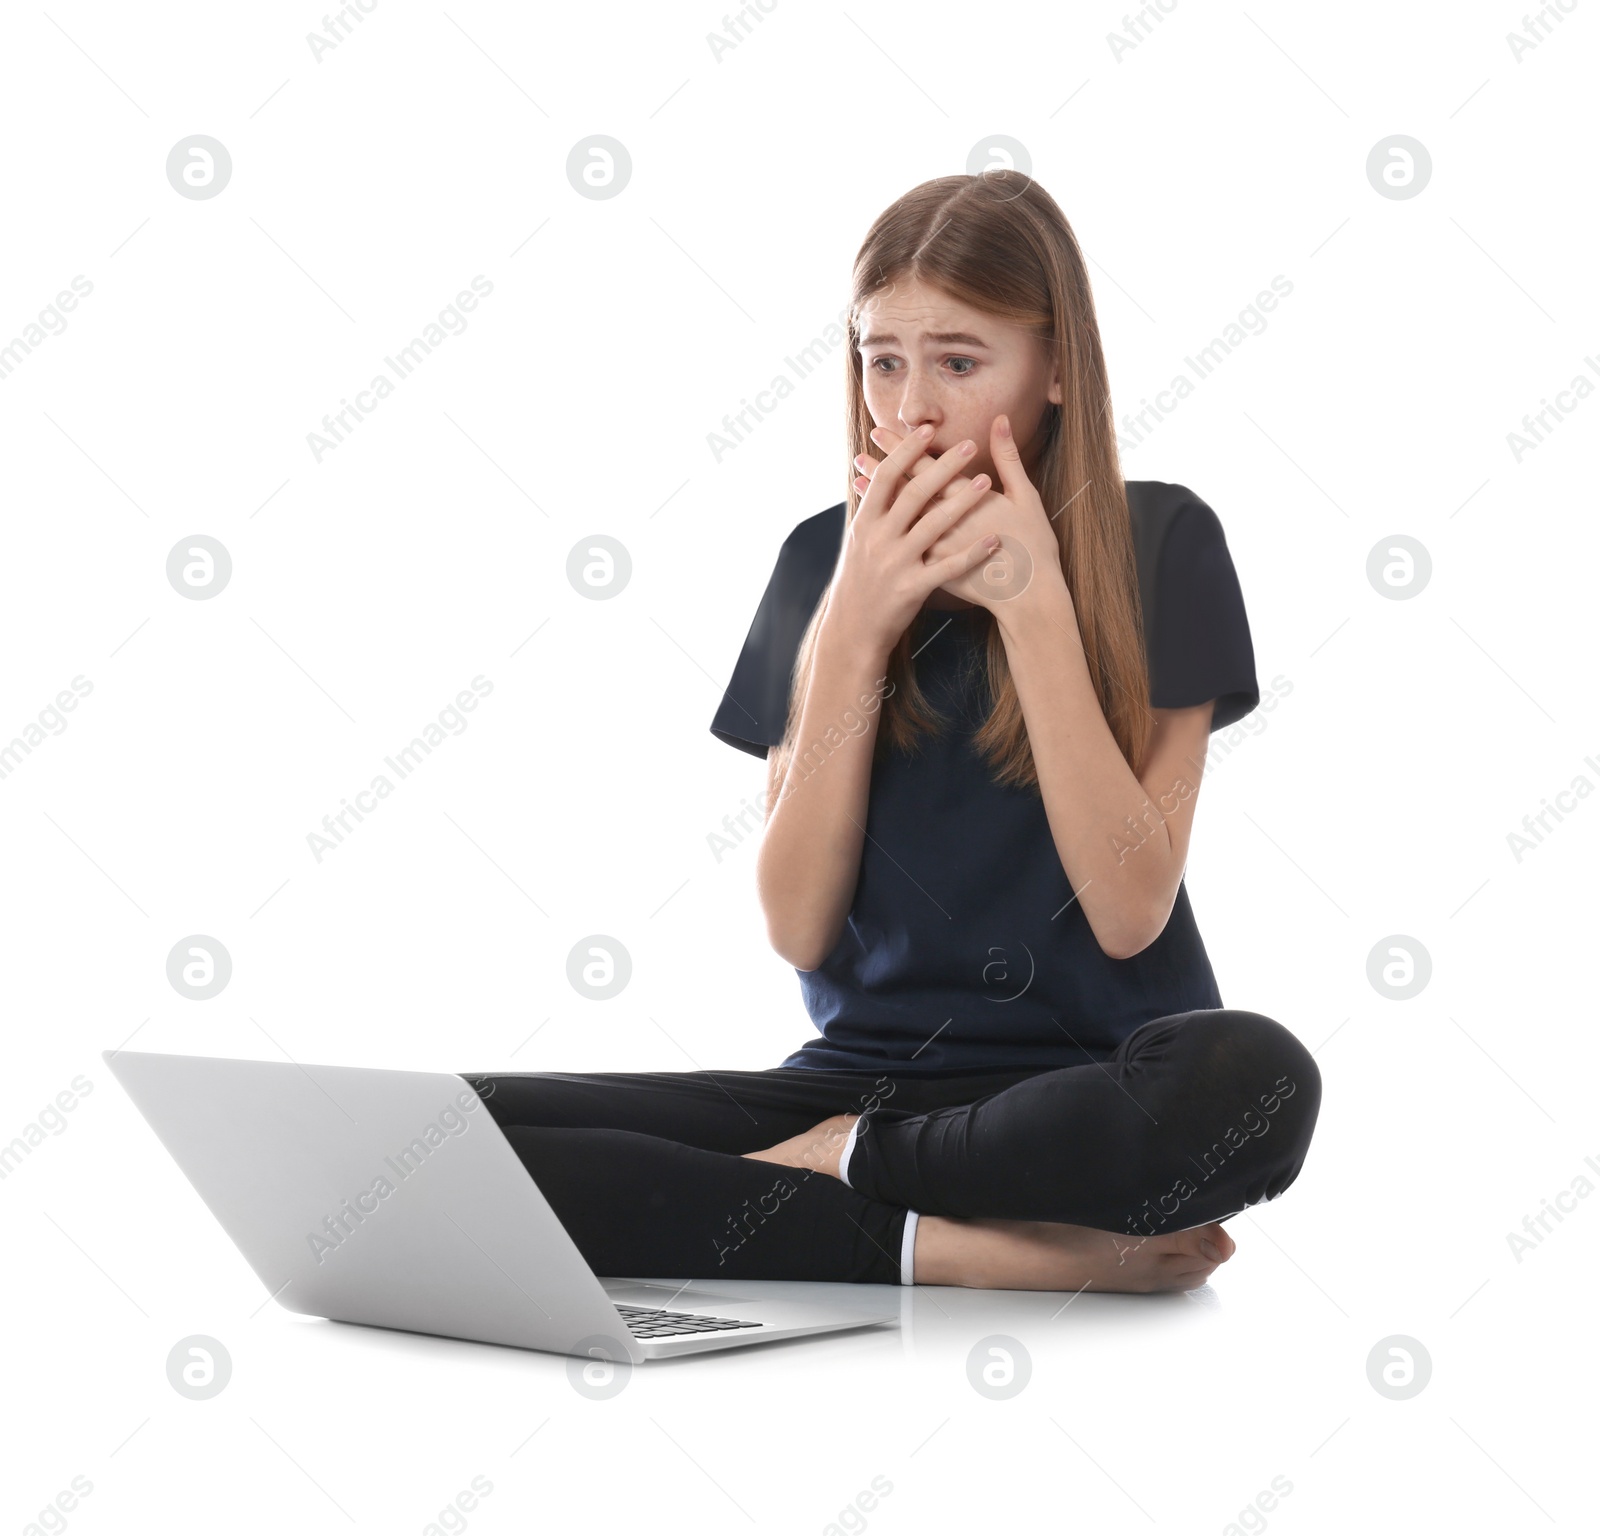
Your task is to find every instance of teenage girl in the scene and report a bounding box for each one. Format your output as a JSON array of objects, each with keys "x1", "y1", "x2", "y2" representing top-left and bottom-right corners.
[{"x1": 462, "y1": 172, "x2": 1321, "y2": 1294}]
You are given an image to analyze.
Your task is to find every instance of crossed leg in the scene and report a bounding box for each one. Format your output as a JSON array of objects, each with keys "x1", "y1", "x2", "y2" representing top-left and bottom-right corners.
[
  {"x1": 744, "y1": 1009, "x2": 1319, "y2": 1293},
  {"x1": 744, "y1": 1112, "x2": 1236, "y2": 1292},
  {"x1": 462, "y1": 1008, "x2": 1320, "y2": 1292}
]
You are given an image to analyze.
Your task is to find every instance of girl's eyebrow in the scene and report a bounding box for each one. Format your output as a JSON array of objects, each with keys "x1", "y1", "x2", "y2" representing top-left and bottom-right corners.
[{"x1": 857, "y1": 330, "x2": 993, "y2": 350}]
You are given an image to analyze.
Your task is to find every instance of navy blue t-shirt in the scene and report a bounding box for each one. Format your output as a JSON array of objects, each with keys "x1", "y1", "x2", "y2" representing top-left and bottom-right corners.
[{"x1": 709, "y1": 481, "x2": 1260, "y2": 1076}]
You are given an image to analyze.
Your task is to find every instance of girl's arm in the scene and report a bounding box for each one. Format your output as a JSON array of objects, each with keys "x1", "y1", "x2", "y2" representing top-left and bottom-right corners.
[
  {"x1": 754, "y1": 604, "x2": 892, "y2": 971},
  {"x1": 997, "y1": 578, "x2": 1214, "y2": 959},
  {"x1": 755, "y1": 429, "x2": 999, "y2": 970}
]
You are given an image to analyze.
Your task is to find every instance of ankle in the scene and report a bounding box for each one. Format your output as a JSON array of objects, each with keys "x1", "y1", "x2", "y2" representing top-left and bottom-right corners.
[{"x1": 912, "y1": 1214, "x2": 994, "y2": 1289}]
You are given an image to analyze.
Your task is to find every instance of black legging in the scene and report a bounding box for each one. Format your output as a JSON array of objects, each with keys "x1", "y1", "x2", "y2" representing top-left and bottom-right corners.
[{"x1": 459, "y1": 1008, "x2": 1321, "y2": 1286}]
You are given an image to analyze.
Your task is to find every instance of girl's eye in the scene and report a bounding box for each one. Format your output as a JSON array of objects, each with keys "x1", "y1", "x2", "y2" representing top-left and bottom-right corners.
[{"x1": 868, "y1": 357, "x2": 977, "y2": 376}]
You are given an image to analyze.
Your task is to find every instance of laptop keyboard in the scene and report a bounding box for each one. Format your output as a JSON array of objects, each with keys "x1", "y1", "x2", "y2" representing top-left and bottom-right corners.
[{"x1": 614, "y1": 1303, "x2": 763, "y2": 1339}]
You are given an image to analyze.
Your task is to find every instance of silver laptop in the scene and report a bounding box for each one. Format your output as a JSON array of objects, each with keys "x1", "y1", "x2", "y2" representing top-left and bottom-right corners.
[{"x1": 102, "y1": 1050, "x2": 897, "y2": 1362}]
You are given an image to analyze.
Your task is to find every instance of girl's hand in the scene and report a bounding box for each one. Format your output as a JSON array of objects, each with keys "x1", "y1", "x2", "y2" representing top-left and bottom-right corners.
[
  {"x1": 825, "y1": 425, "x2": 1003, "y2": 657},
  {"x1": 856, "y1": 415, "x2": 1062, "y2": 611}
]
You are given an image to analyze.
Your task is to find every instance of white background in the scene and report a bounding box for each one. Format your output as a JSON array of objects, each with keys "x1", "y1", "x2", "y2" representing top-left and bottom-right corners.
[{"x1": 2, "y1": 1, "x2": 1595, "y2": 1531}]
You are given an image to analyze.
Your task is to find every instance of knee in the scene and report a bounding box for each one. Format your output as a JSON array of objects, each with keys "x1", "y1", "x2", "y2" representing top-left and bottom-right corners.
[
  {"x1": 1223, "y1": 1012, "x2": 1321, "y2": 1164},
  {"x1": 1172, "y1": 1012, "x2": 1322, "y2": 1210},
  {"x1": 1228, "y1": 1010, "x2": 1319, "y2": 1101},
  {"x1": 1173, "y1": 1010, "x2": 1322, "y2": 1137},
  {"x1": 1190, "y1": 1008, "x2": 1316, "y2": 1077}
]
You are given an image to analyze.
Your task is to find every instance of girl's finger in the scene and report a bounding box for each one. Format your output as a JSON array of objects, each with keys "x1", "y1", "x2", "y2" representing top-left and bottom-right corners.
[
  {"x1": 855, "y1": 444, "x2": 958, "y2": 508},
  {"x1": 886, "y1": 441, "x2": 985, "y2": 536},
  {"x1": 872, "y1": 425, "x2": 950, "y2": 482},
  {"x1": 910, "y1": 472, "x2": 991, "y2": 558},
  {"x1": 928, "y1": 533, "x2": 1002, "y2": 593},
  {"x1": 857, "y1": 426, "x2": 936, "y2": 520},
  {"x1": 869, "y1": 429, "x2": 929, "y2": 487},
  {"x1": 859, "y1": 431, "x2": 978, "y2": 537}
]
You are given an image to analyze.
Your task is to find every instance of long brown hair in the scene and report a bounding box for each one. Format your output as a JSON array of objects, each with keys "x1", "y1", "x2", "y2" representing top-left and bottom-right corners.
[{"x1": 774, "y1": 171, "x2": 1152, "y2": 795}]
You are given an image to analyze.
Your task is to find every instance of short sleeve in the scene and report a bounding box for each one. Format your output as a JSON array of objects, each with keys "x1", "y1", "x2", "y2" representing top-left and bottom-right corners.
[
  {"x1": 709, "y1": 504, "x2": 845, "y2": 758},
  {"x1": 1145, "y1": 489, "x2": 1260, "y2": 732}
]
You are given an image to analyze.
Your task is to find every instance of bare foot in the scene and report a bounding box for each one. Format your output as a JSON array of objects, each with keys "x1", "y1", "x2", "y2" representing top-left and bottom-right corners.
[
  {"x1": 742, "y1": 1114, "x2": 859, "y2": 1180},
  {"x1": 916, "y1": 1215, "x2": 1237, "y2": 1293}
]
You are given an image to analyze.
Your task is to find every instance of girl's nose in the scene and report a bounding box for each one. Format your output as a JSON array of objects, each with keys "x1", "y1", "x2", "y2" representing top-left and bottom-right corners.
[{"x1": 895, "y1": 373, "x2": 937, "y2": 424}]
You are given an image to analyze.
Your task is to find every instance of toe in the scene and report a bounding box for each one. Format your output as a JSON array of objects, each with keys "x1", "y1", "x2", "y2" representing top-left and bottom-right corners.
[
  {"x1": 1201, "y1": 1222, "x2": 1235, "y2": 1261},
  {"x1": 1171, "y1": 1254, "x2": 1220, "y2": 1288}
]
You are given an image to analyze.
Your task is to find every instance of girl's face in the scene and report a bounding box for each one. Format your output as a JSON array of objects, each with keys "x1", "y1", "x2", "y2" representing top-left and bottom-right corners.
[{"x1": 856, "y1": 275, "x2": 1063, "y2": 491}]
